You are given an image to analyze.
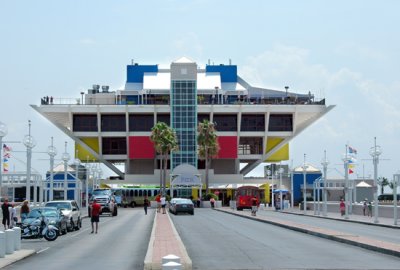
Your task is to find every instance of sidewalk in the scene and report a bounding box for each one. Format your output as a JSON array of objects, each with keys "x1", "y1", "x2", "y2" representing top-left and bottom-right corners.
[
  {"x1": 217, "y1": 207, "x2": 400, "y2": 258},
  {"x1": 0, "y1": 249, "x2": 36, "y2": 268},
  {"x1": 144, "y1": 211, "x2": 192, "y2": 270}
]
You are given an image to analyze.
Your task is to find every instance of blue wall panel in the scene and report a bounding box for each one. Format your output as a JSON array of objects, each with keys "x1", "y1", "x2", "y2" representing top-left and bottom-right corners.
[
  {"x1": 127, "y1": 65, "x2": 158, "y2": 83},
  {"x1": 293, "y1": 172, "x2": 322, "y2": 204},
  {"x1": 206, "y1": 65, "x2": 237, "y2": 82}
]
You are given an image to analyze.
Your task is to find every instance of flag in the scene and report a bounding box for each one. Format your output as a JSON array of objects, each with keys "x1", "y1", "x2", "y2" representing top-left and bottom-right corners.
[
  {"x1": 349, "y1": 168, "x2": 354, "y2": 174},
  {"x1": 348, "y1": 146, "x2": 357, "y2": 154},
  {"x1": 3, "y1": 144, "x2": 11, "y2": 151}
]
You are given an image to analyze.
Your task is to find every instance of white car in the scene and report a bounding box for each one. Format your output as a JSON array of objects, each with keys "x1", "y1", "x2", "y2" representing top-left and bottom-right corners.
[{"x1": 45, "y1": 200, "x2": 82, "y2": 231}]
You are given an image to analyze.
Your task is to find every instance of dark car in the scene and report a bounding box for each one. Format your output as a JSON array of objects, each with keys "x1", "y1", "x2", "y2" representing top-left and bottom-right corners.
[
  {"x1": 23, "y1": 207, "x2": 68, "y2": 235},
  {"x1": 169, "y1": 198, "x2": 194, "y2": 215},
  {"x1": 378, "y1": 194, "x2": 400, "y2": 201}
]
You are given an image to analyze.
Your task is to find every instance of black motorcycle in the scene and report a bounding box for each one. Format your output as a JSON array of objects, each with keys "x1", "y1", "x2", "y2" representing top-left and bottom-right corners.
[{"x1": 20, "y1": 215, "x2": 59, "y2": 241}]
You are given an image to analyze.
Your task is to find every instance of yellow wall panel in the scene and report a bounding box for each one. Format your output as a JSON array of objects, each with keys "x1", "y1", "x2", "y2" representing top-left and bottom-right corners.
[
  {"x1": 75, "y1": 138, "x2": 99, "y2": 161},
  {"x1": 265, "y1": 138, "x2": 289, "y2": 162}
]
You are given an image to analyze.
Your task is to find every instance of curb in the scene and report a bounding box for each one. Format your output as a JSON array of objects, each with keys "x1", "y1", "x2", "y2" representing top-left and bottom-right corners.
[
  {"x1": 216, "y1": 209, "x2": 400, "y2": 258},
  {"x1": 0, "y1": 249, "x2": 36, "y2": 269}
]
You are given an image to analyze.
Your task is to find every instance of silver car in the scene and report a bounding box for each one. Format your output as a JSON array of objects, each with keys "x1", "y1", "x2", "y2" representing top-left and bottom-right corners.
[{"x1": 45, "y1": 200, "x2": 82, "y2": 231}]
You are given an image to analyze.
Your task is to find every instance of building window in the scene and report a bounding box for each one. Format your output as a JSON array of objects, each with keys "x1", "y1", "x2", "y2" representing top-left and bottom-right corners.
[
  {"x1": 102, "y1": 137, "x2": 127, "y2": 155},
  {"x1": 213, "y1": 114, "x2": 237, "y2": 131},
  {"x1": 198, "y1": 114, "x2": 210, "y2": 123},
  {"x1": 73, "y1": 114, "x2": 97, "y2": 132},
  {"x1": 101, "y1": 114, "x2": 126, "y2": 132},
  {"x1": 241, "y1": 114, "x2": 265, "y2": 131},
  {"x1": 268, "y1": 114, "x2": 293, "y2": 131},
  {"x1": 129, "y1": 114, "x2": 154, "y2": 131},
  {"x1": 238, "y1": 137, "x2": 263, "y2": 155},
  {"x1": 156, "y1": 114, "x2": 170, "y2": 126}
]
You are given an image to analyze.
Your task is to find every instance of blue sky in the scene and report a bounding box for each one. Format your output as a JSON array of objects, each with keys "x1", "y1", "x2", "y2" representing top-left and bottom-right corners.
[{"x1": 1, "y1": 1, "x2": 399, "y2": 185}]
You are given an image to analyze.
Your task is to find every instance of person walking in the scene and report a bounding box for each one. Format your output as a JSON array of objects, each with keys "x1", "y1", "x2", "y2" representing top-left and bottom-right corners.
[
  {"x1": 90, "y1": 199, "x2": 101, "y2": 234},
  {"x1": 155, "y1": 194, "x2": 161, "y2": 213},
  {"x1": 20, "y1": 200, "x2": 30, "y2": 222},
  {"x1": 339, "y1": 199, "x2": 345, "y2": 216},
  {"x1": 2, "y1": 199, "x2": 10, "y2": 230},
  {"x1": 368, "y1": 201, "x2": 373, "y2": 217},
  {"x1": 144, "y1": 196, "x2": 149, "y2": 215},
  {"x1": 363, "y1": 199, "x2": 368, "y2": 216},
  {"x1": 160, "y1": 195, "x2": 166, "y2": 214},
  {"x1": 9, "y1": 204, "x2": 17, "y2": 228},
  {"x1": 251, "y1": 196, "x2": 258, "y2": 216}
]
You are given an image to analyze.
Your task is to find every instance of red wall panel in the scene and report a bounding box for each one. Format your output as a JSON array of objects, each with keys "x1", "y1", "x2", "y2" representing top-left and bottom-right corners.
[
  {"x1": 129, "y1": 136, "x2": 155, "y2": 159},
  {"x1": 217, "y1": 136, "x2": 237, "y2": 159}
]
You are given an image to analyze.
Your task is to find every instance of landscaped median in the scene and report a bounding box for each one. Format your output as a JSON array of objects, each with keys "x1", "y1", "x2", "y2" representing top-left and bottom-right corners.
[{"x1": 144, "y1": 211, "x2": 192, "y2": 270}]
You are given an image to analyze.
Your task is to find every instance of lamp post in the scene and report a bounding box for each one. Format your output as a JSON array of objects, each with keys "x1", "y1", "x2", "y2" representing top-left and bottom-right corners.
[
  {"x1": 74, "y1": 157, "x2": 81, "y2": 207},
  {"x1": 62, "y1": 142, "x2": 70, "y2": 200},
  {"x1": 393, "y1": 173, "x2": 399, "y2": 226},
  {"x1": 47, "y1": 137, "x2": 57, "y2": 201},
  {"x1": 369, "y1": 137, "x2": 381, "y2": 224},
  {"x1": 302, "y1": 154, "x2": 308, "y2": 215},
  {"x1": 0, "y1": 121, "x2": 8, "y2": 198},
  {"x1": 278, "y1": 167, "x2": 284, "y2": 210},
  {"x1": 321, "y1": 151, "x2": 329, "y2": 217},
  {"x1": 23, "y1": 120, "x2": 36, "y2": 203},
  {"x1": 85, "y1": 156, "x2": 90, "y2": 214},
  {"x1": 342, "y1": 147, "x2": 351, "y2": 220},
  {"x1": 266, "y1": 169, "x2": 271, "y2": 207}
]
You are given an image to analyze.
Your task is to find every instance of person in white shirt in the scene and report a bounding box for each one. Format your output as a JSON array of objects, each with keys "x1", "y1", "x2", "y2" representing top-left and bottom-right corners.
[
  {"x1": 9, "y1": 204, "x2": 17, "y2": 228},
  {"x1": 160, "y1": 196, "x2": 166, "y2": 214}
]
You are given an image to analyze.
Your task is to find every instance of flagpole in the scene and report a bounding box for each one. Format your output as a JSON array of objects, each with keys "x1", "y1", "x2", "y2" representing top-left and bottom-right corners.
[{"x1": 344, "y1": 145, "x2": 349, "y2": 219}]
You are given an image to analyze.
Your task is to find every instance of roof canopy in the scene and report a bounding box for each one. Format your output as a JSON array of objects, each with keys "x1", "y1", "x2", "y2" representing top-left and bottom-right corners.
[{"x1": 171, "y1": 164, "x2": 201, "y2": 186}]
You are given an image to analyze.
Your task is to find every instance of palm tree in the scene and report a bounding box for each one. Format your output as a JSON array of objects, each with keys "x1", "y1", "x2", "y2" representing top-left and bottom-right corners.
[
  {"x1": 150, "y1": 122, "x2": 179, "y2": 195},
  {"x1": 197, "y1": 119, "x2": 219, "y2": 195},
  {"x1": 377, "y1": 176, "x2": 389, "y2": 194}
]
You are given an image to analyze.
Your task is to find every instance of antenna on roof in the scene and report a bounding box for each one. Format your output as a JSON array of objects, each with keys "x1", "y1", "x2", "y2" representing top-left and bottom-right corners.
[
  {"x1": 229, "y1": 59, "x2": 232, "y2": 65},
  {"x1": 131, "y1": 59, "x2": 134, "y2": 65},
  {"x1": 208, "y1": 59, "x2": 211, "y2": 65}
]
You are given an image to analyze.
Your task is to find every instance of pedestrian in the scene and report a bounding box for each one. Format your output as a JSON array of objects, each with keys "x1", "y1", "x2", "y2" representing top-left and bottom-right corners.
[
  {"x1": 109, "y1": 199, "x2": 115, "y2": 217},
  {"x1": 90, "y1": 199, "x2": 101, "y2": 234},
  {"x1": 144, "y1": 196, "x2": 149, "y2": 215},
  {"x1": 210, "y1": 197, "x2": 216, "y2": 209},
  {"x1": 9, "y1": 204, "x2": 17, "y2": 228},
  {"x1": 160, "y1": 195, "x2": 166, "y2": 214},
  {"x1": 368, "y1": 201, "x2": 372, "y2": 217},
  {"x1": 50, "y1": 96, "x2": 53, "y2": 104},
  {"x1": 251, "y1": 196, "x2": 258, "y2": 216},
  {"x1": 46, "y1": 96, "x2": 49, "y2": 104},
  {"x1": 155, "y1": 194, "x2": 161, "y2": 213},
  {"x1": 1, "y1": 199, "x2": 10, "y2": 230},
  {"x1": 20, "y1": 200, "x2": 30, "y2": 222},
  {"x1": 196, "y1": 197, "x2": 201, "y2": 208},
  {"x1": 339, "y1": 199, "x2": 345, "y2": 216},
  {"x1": 363, "y1": 199, "x2": 368, "y2": 216}
]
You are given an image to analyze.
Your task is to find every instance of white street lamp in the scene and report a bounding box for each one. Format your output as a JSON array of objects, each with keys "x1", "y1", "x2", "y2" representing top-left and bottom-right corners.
[
  {"x1": 369, "y1": 137, "x2": 382, "y2": 224},
  {"x1": 278, "y1": 167, "x2": 284, "y2": 210},
  {"x1": 393, "y1": 173, "x2": 399, "y2": 226},
  {"x1": 47, "y1": 137, "x2": 57, "y2": 201},
  {"x1": 23, "y1": 120, "x2": 36, "y2": 203},
  {"x1": 74, "y1": 157, "x2": 81, "y2": 207},
  {"x1": 85, "y1": 157, "x2": 91, "y2": 213},
  {"x1": 342, "y1": 151, "x2": 351, "y2": 220},
  {"x1": 0, "y1": 121, "x2": 8, "y2": 197},
  {"x1": 302, "y1": 154, "x2": 308, "y2": 214},
  {"x1": 321, "y1": 151, "x2": 329, "y2": 217},
  {"x1": 62, "y1": 142, "x2": 70, "y2": 200},
  {"x1": 266, "y1": 169, "x2": 271, "y2": 207}
]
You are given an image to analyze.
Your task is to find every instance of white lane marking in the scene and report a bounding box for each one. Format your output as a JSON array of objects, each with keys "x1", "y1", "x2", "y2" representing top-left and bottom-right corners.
[{"x1": 36, "y1": 247, "x2": 50, "y2": 254}]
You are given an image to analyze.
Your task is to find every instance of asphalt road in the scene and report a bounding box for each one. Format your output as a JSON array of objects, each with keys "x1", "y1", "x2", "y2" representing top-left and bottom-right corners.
[
  {"x1": 255, "y1": 209, "x2": 400, "y2": 245},
  {"x1": 170, "y1": 208, "x2": 400, "y2": 270},
  {"x1": 4, "y1": 208, "x2": 153, "y2": 270}
]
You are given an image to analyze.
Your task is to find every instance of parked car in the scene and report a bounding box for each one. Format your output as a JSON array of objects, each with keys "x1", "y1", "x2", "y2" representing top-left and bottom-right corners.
[
  {"x1": 22, "y1": 207, "x2": 68, "y2": 235},
  {"x1": 169, "y1": 198, "x2": 194, "y2": 215},
  {"x1": 45, "y1": 200, "x2": 82, "y2": 231}
]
